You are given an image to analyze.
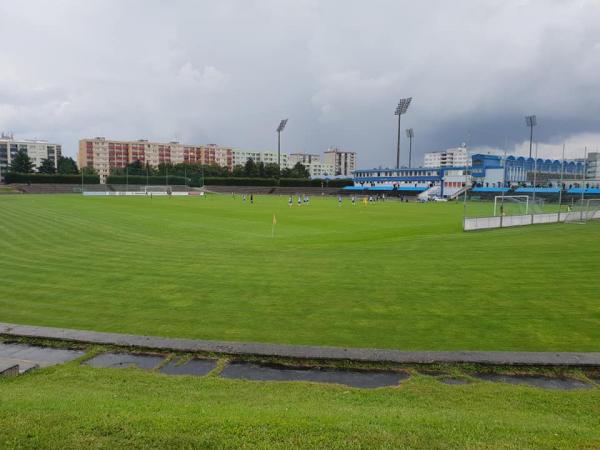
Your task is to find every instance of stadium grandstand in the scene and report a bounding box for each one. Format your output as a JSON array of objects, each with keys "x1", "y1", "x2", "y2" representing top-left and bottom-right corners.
[{"x1": 347, "y1": 153, "x2": 590, "y2": 201}]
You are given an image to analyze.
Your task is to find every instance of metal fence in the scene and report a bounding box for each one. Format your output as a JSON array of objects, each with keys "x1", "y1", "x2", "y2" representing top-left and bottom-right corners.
[{"x1": 464, "y1": 211, "x2": 599, "y2": 231}]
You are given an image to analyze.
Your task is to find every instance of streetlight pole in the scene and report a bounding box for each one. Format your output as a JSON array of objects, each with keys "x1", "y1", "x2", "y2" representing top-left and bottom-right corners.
[
  {"x1": 406, "y1": 128, "x2": 414, "y2": 168},
  {"x1": 394, "y1": 98, "x2": 412, "y2": 168},
  {"x1": 525, "y1": 115, "x2": 537, "y2": 159},
  {"x1": 276, "y1": 119, "x2": 288, "y2": 174}
]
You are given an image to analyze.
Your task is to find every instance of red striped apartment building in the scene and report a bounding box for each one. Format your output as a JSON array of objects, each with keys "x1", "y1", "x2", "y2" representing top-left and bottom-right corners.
[{"x1": 78, "y1": 137, "x2": 233, "y2": 183}]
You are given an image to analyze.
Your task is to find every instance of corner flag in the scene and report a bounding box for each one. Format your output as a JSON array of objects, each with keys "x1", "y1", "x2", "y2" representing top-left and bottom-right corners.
[{"x1": 271, "y1": 214, "x2": 277, "y2": 238}]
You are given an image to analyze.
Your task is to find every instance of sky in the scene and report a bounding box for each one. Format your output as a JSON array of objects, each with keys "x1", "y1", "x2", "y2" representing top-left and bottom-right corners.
[{"x1": 1, "y1": 0, "x2": 599, "y2": 167}]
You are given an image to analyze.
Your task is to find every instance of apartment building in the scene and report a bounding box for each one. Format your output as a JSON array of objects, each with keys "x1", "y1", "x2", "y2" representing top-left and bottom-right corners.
[
  {"x1": 232, "y1": 150, "x2": 288, "y2": 168},
  {"x1": 323, "y1": 147, "x2": 356, "y2": 176},
  {"x1": 423, "y1": 147, "x2": 468, "y2": 168},
  {"x1": 0, "y1": 133, "x2": 62, "y2": 178},
  {"x1": 288, "y1": 152, "x2": 321, "y2": 166},
  {"x1": 78, "y1": 137, "x2": 233, "y2": 182},
  {"x1": 586, "y1": 152, "x2": 600, "y2": 179}
]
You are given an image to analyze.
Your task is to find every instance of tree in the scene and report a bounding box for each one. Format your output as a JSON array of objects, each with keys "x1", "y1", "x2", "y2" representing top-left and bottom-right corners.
[
  {"x1": 126, "y1": 159, "x2": 145, "y2": 176},
  {"x1": 10, "y1": 150, "x2": 34, "y2": 173},
  {"x1": 287, "y1": 162, "x2": 310, "y2": 179},
  {"x1": 264, "y1": 163, "x2": 280, "y2": 178},
  {"x1": 257, "y1": 161, "x2": 266, "y2": 178},
  {"x1": 244, "y1": 158, "x2": 259, "y2": 177},
  {"x1": 82, "y1": 166, "x2": 98, "y2": 175},
  {"x1": 231, "y1": 165, "x2": 245, "y2": 177},
  {"x1": 38, "y1": 158, "x2": 56, "y2": 174},
  {"x1": 57, "y1": 156, "x2": 78, "y2": 174}
]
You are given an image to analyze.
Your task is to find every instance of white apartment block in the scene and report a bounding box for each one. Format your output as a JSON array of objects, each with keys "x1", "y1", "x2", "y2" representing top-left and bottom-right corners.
[
  {"x1": 424, "y1": 147, "x2": 468, "y2": 168},
  {"x1": 288, "y1": 152, "x2": 321, "y2": 166},
  {"x1": 586, "y1": 152, "x2": 600, "y2": 179},
  {"x1": 231, "y1": 150, "x2": 288, "y2": 168},
  {"x1": 304, "y1": 161, "x2": 335, "y2": 178},
  {"x1": 0, "y1": 133, "x2": 62, "y2": 176},
  {"x1": 323, "y1": 147, "x2": 356, "y2": 176}
]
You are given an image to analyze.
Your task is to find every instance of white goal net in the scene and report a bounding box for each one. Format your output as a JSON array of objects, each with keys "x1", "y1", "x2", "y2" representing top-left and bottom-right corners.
[{"x1": 493, "y1": 195, "x2": 530, "y2": 216}]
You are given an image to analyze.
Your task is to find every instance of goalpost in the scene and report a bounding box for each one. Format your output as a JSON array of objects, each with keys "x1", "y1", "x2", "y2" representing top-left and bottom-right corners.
[{"x1": 493, "y1": 195, "x2": 529, "y2": 216}]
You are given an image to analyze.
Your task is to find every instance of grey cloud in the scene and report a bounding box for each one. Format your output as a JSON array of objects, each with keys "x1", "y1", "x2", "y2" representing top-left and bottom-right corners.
[{"x1": 0, "y1": 0, "x2": 599, "y2": 167}]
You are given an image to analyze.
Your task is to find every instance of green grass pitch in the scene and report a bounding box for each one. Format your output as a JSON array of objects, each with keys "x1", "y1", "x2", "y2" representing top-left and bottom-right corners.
[{"x1": 0, "y1": 194, "x2": 598, "y2": 351}]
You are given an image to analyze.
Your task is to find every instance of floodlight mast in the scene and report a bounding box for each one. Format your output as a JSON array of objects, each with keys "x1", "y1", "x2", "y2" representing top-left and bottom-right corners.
[
  {"x1": 405, "y1": 128, "x2": 414, "y2": 168},
  {"x1": 525, "y1": 115, "x2": 537, "y2": 158},
  {"x1": 395, "y1": 97, "x2": 412, "y2": 169},
  {"x1": 276, "y1": 119, "x2": 288, "y2": 172}
]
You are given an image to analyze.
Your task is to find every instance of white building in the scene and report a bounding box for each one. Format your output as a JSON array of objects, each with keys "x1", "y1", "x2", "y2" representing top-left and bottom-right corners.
[
  {"x1": 424, "y1": 147, "x2": 468, "y2": 168},
  {"x1": 230, "y1": 149, "x2": 349, "y2": 178},
  {"x1": 323, "y1": 147, "x2": 356, "y2": 176},
  {"x1": 288, "y1": 152, "x2": 321, "y2": 166},
  {"x1": 303, "y1": 161, "x2": 335, "y2": 178},
  {"x1": 587, "y1": 152, "x2": 600, "y2": 179},
  {"x1": 232, "y1": 149, "x2": 288, "y2": 168},
  {"x1": 0, "y1": 133, "x2": 62, "y2": 178}
]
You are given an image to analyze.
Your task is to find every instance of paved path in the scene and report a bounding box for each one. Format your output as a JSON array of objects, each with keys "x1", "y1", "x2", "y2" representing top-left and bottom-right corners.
[{"x1": 1, "y1": 322, "x2": 599, "y2": 366}]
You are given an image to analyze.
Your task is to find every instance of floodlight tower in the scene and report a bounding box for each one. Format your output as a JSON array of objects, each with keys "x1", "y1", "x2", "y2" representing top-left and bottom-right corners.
[
  {"x1": 525, "y1": 115, "x2": 537, "y2": 159},
  {"x1": 405, "y1": 128, "x2": 414, "y2": 168},
  {"x1": 276, "y1": 119, "x2": 288, "y2": 172},
  {"x1": 395, "y1": 97, "x2": 412, "y2": 168}
]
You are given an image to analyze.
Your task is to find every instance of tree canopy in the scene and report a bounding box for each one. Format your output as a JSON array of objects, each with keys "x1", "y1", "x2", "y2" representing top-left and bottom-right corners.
[
  {"x1": 10, "y1": 150, "x2": 34, "y2": 173},
  {"x1": 37, "y1": 158, "x2": 56, "y2": 174},
  {"x1": 57, "y1": 157, "x2": 79, "y2": 174}
]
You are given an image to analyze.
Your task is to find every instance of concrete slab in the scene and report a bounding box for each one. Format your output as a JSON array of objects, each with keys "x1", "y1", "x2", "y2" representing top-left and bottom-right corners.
[
  {"x1": 0, "y1": 359, "x2": 19, "y2": 377},
  {"x1": 159, "y1": 358, "x2": 217, "y2": 376},
  {"x1": 86, "y1": 352, "x2": 163, "y2": 370},
  {"x1": 0, "y1": 342, "x2": 84, "y2": 366},
  {"x1": 220, "y1": 361, "x2": 407, "y2": 388}
]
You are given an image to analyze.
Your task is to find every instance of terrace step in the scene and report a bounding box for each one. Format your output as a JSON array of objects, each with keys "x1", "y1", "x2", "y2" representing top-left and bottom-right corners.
[{"x1": 0, "y1": 357, "x2": 39, "y2": 376}]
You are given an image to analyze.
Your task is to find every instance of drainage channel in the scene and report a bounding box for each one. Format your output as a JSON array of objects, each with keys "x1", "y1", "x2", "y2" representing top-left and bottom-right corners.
[
  {"x1": 2, "y1": 343, "x2": 598, "y2": 391},
  {"x1": 220, "y1": 361, "x2": 407, "y2": 388},
  {"x1": 0, "y1": 342, "x2": 84, "y2": 375}
]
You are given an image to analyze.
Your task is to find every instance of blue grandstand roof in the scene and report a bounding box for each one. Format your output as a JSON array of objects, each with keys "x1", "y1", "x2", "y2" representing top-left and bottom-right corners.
[
  {"x1": 471, "y1": 187, "x2": 510, "y2": 193},
  {"x1": 567, "y1": 188, "x2": 600, "y2": 195},
  {"x1": 515, "y1": 187, "x2": 561, "y2": 194},
  {"x1": 342, "y1": 186, "x2": 366, "y2": 191}
]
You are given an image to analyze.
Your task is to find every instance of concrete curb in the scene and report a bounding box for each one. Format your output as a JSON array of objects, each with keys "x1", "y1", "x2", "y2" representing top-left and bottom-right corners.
[{"x1": 1, "y1": 323, "x2": 599, "y2": 366}]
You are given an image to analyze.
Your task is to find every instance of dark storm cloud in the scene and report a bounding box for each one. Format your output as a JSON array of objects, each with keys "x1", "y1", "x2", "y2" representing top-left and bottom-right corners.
[{"x1": 0, "y1": 0, "x2": 599, "y2": 165}]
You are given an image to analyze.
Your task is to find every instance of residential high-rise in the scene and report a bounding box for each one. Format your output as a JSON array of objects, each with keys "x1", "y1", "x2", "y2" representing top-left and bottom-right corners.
[
  {"x1": 323, "y1": 147, "x2": 356, "y2": 176},
  {"x1": 0, "y1": 133, "x2": 62, "y2": 179},
  {"x1": 423, "y1": 147, "x2": 468, "y2": 168},
  {"x1": 288, "y1": 152, "x2": 321, "y2": 166},
  {"x1": 78, "y1": 137, "x2": 233, "y2": 183},
  {"x1": 586, "y1": 152, "x2": 600, "y2": 179},
  {"x1": 232, "y1": 150, "x2": 288, "y2": 168}
]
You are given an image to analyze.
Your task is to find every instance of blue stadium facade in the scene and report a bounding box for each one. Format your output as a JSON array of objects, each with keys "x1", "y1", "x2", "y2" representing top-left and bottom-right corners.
[{"x1": 347, "y1": 154, "x2": 589, "y2": 197}]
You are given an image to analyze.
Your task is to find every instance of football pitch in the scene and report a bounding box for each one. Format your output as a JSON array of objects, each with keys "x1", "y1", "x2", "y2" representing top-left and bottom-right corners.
[{"x1": 0, "y1": 194, "x2": 598, "y2": 351}]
